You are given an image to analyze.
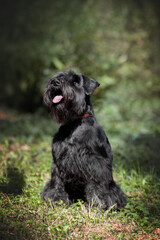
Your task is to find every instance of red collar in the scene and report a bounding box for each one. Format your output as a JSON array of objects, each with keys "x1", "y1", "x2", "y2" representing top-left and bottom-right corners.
[{"x1": 77, "y1": 113, "x2": 91, "y2": 119}]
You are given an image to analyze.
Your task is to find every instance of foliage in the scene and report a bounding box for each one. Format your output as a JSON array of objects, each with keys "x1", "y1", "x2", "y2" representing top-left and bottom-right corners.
[{"x1": 0, "y1": 0, "x2": 160, "y2": 111}]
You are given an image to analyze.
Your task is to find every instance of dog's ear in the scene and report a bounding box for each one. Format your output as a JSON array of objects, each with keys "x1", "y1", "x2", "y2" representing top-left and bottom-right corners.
[{"x1": 81, "y1": 74, "x2": 100, "y2": 95}]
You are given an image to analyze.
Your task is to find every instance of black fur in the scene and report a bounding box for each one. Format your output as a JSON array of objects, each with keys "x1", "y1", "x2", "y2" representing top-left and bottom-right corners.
[{"x1": 43, "y1": 71, "x2": 126, "y2": 210}]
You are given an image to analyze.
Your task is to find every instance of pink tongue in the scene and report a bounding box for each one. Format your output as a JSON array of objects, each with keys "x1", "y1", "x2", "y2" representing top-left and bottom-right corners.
[{"x1": 52, "y1": 95, "x2": 63, "y2": 103}]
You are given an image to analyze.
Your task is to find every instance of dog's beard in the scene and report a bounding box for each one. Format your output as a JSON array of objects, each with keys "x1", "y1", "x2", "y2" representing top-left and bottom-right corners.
[
  {"x1": 51, "y1": 102, "x2": 70, "y2": 124},
  {"x1": 45, "y1": 84, "x2": 86, "y2": 124}
]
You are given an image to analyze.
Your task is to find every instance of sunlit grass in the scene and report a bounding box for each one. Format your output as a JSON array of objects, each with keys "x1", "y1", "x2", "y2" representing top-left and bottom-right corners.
[{"x1": 0, "y1": 102, "x2": 160, "y2": 239}]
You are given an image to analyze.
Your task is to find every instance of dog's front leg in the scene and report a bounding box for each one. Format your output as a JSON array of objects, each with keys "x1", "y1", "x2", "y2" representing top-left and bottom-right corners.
[
  {"x1": 85, "y1": 181, "x2": 109, "y2": 210},
  {"x1": 42, "y1": 162, "x2": 69, "y2": 205},
  {"x1": 85, "y1": 180, "x2": 125, "y2": 210}
]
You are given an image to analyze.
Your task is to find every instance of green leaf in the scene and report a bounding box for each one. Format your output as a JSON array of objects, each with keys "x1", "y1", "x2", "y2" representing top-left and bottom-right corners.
[{"x1": 52, "y1": 58, "x2": 64, "y2": 70}]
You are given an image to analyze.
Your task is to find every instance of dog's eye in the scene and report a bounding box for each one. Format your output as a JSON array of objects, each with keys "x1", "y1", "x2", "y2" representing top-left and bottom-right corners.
[{"x1": 73, "y1": 75, "x2": 81, "y2": 86}]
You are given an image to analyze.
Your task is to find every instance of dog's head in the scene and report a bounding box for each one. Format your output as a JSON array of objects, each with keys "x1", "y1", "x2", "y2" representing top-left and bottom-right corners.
[{"x1": 44, "y1": 71, "x2": 99, "y2": 124}]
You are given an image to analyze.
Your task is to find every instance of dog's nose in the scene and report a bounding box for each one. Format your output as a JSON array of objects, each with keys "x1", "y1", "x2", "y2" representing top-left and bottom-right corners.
[
  {"x1": 50, "y1": 79, "x2": 63, "y2": 90},
  {"x1": 54, "y1": 79, "x2": 61, "y2": 87}
]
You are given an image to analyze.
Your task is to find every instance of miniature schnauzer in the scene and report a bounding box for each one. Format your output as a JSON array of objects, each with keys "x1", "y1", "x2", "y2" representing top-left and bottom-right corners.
[{"x1": 42, "y1": 71, "x2": 125, "y2": 210}]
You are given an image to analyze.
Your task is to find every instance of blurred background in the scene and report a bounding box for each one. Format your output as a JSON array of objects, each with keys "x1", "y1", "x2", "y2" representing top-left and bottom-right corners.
[
  {"x1": 0, "y1": 0, "x2": 160, "y2": 160},
  {"x1": 0, "y1": 0, "x2": 160, "y2": 113},
  {"x1": 0, "y1": 2, "x2": 160, "y2": 237}
]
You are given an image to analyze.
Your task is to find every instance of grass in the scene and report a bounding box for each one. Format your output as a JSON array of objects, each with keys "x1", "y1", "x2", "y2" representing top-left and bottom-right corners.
[{"x1": 0, "y1": 81, "x2": 160, "y2": 239}]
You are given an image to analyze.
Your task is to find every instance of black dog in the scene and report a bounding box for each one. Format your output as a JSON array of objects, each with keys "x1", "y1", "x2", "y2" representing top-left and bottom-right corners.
[{"x1": 43, "y1": 71, "x2": 125, "y2": 210}]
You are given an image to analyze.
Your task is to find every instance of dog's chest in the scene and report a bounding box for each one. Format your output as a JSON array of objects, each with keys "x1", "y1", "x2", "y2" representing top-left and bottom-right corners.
[
  {"x1": 52, "y1": 126, "x2": 90, "y2": 181},
  {"x1": 54, "y1": 140, "x2": 88, "y2": 176}
]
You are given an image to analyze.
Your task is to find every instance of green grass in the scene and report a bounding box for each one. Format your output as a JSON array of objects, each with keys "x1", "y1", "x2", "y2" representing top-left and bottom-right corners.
[{"x1": 0, "y1": 82, "x2": 160, "y2": 239}]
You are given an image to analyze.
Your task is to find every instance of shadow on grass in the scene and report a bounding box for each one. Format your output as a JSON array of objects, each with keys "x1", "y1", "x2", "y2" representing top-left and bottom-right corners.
[
  {"x1": 0, "y1": 219, "x2": 31, "y2": 240},
  {"x1": 0, "y1": 166, "x2": 26, "y2": 195},
  {"x1": 0, "y1": 210, "x2": 40, "y2": 240}
]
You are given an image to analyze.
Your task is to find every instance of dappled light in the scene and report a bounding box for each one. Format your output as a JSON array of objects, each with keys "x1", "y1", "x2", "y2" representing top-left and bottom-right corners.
[{"x1": 0, "y1": 0, "x2": 160, "y2": 239}]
